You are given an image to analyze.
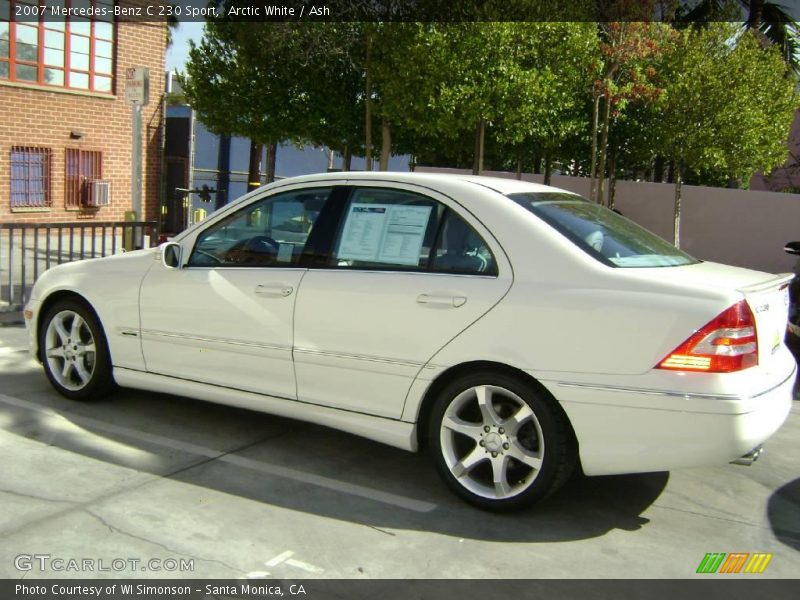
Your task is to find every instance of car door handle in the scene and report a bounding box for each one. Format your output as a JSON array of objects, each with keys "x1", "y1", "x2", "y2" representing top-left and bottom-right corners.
[
  {"x1": 254, "y1": 284, "x2": 294, "y2": 297},
  {"x1": 416, "y1": 294, "x2": 467, "y2": 308}
]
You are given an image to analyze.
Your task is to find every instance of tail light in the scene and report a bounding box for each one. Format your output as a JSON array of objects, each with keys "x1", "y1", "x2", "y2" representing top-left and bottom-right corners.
[{"x1": 657, "y1": 300, "x2": 758, "y2": 373}]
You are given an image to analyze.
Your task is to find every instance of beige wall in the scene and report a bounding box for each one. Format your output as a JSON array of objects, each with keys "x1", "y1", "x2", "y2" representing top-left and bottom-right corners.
[{"x1": 418, "y1": 167, "x2": 800, "y2": 275}]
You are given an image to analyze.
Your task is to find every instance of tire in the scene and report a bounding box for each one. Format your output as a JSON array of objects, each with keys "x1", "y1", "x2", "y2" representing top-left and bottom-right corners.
[
  {"x1": 428, "y1": 370, "x2": 576, "y2": 511},
  {"x1": 39, "y1": 299, "x2": 115, "y2": 401}
]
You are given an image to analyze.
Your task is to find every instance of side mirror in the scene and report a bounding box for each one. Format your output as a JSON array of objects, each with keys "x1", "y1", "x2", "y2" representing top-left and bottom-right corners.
[
  {"x1": 785, "y1": 241, "x2": 800, "y2": 256},
  {"x1": 161, "y1": 242, "x2": 182, "y2": 268}
]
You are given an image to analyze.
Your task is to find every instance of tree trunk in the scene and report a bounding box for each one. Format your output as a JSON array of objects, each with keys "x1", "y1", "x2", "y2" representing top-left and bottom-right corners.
[
  {"x1": 589, "y1": 92, "x2": 601, "y2": 202},
  {"x1": 364, "y1": 34, "x2": 373, "y2": 171},
  {"x1": 596, "y1": 96, "x2": 611, "y2": 206},
  {"x1": 472, "y1": 119, "x2": 486, "y2": 175},
  {"x1": 747, "y1": 0, "x2": 765, "y2": 32},
  {"x1": 264, "y1": 141, "x2": 277, "y2": 183},
  {"x1": 532, "y1": 153, "x2": 542, "y2": 174},
  {"x1": 653, "y1": 156, "x2": 664, "y2": 183},
  {"x1": 379, "y1": 119, "x2": 391, "y2": 171},
  {"x1": 342, "y1": 145, "x2": 352, "y2": 171},
  {"x1": 673, "y1": 160, "x2": 683, "y2": 248},
  {"x1": 515, "y1": 154, "x2": 522, "y2": 180},
  {"x1": 607, "y1": 148, "x2": 617, "y2": 209},
  {"x1": 247, "y1": 140, "x2": 263, "y2": 191},
  {"x1": 543, "y1": 151, "x2": 553, "y2": 186}
]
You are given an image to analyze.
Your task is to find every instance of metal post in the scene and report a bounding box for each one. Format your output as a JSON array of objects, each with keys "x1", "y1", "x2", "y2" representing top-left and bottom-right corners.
[
  {"x1": 46, "y1": 225, "x2": 51, "y2": 270},
  {"x1": 132, "y1": 103, "x2": 143, "y2": 220},
  {"x1": 20, "y1": 228, "x2": 26, "y2": 305},
  {"x1": 33, "y1": 227, "x2": 39, "y2": 282},
  {"x1": 7, "y1": 231, "x2": 13, "y2": 307}
]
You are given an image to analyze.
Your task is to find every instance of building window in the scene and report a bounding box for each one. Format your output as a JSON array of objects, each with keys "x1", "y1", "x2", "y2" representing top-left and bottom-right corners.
[
  {"x1": 10, "y1": 146, "x2": 51, "y2": 208},
  {"x1": 65, "y1": 147, "x2": 102, "y2": 207},
  {"x1": 0, "y1": 0, "x2": 115, "y2": 93}
]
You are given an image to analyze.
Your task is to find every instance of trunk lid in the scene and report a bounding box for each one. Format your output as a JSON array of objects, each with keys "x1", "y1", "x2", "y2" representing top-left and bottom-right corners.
[{"x1": 630, "y1": 261, "x2": 792, "y2": 369}]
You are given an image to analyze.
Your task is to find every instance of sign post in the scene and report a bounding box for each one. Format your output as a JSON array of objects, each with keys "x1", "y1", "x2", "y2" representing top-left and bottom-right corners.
[{"x1": 125, "y1": 67, "x2": 149, "y2": 238}]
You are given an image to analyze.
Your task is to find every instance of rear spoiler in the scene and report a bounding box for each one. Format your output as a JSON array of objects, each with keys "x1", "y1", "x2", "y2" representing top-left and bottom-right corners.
[{"x1": 737, "y1": 273, "x2": 794, "y2": 295}]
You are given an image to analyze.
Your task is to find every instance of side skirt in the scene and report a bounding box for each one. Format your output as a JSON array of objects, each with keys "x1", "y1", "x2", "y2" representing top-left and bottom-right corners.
[{"x1": 113, "y1": 367, "x2": 418, "y2": 452}]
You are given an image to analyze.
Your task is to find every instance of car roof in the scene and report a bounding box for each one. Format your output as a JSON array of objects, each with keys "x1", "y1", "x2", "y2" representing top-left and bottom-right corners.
[{"x1": 272, "y1": 171, "x2": 578, "y2": 197}]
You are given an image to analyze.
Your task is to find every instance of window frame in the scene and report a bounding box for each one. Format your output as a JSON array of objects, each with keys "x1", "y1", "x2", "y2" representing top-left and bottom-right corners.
[{"x1": 0, "y1": 0, "x2": 115, "y2": 94}]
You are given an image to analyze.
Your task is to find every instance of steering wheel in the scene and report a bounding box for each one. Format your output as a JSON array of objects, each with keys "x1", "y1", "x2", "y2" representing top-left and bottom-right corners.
[{"x1": 243, "y1": 235, "x2": 279, "y2": 254}]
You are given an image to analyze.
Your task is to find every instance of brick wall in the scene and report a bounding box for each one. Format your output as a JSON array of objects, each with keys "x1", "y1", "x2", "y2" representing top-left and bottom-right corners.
[{"x1": 0, "y1": 19, "x2": 166, "y2": 224}]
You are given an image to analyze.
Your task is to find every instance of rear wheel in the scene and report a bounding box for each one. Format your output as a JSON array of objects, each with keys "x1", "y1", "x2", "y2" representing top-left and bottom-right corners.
[
  {"x1": 429, "y1": 371, "x2": 575, "y2": 511},
  {"x1": 39, "y1": 299, "x2": 115, "y2": 401}
]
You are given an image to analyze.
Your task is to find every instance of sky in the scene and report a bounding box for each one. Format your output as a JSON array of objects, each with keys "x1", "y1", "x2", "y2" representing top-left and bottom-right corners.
[{"x1": 166, "y1": 21, "x2": 205, "y2": 73}]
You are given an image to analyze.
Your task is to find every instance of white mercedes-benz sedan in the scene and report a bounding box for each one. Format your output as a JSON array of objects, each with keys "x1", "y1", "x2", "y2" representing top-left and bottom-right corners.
[{"x1": 24, "y1": 172, "x2": 794, "y2": 511}]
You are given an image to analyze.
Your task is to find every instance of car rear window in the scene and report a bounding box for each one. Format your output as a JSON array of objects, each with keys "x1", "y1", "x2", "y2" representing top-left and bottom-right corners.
[{"x1": 507, "y1": 192, "x2": 698, "y2": 268}]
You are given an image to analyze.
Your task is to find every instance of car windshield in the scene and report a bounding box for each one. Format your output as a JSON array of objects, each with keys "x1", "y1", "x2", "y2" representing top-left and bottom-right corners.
[{"x1": 507, "y1": 192, "x2": 698, "y2": 268}]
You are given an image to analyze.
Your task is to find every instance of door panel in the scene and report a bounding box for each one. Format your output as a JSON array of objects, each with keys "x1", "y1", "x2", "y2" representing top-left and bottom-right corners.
[
  {"x1": 139, "y1": 185, "x2": 336, "y2": 399},
  {"x1": 140, "y1": 267, "x2": 304, "y2": 399},
  {"x1": 292, "y1": 184, "x2": 511, "y2": 419},
  {"x1": 293, "y1": 271, "x2": 510, "y2": 418}
]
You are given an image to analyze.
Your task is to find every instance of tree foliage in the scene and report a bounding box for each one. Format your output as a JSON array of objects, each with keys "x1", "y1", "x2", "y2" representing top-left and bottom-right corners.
[
  {"x1": 655, "y1": 23, "x2": 799, "y2": 244},
  {"x1": 179, "y1": 10, "x2": 800, "y2": 240}
]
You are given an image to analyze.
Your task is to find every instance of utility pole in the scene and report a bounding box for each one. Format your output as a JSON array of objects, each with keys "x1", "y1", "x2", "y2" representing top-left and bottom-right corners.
[{"x1": 124, "y1": 67, "x2": 150, "y2": 240}]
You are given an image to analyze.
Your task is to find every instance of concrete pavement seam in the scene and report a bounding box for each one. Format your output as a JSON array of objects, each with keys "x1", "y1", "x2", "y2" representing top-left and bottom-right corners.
[{"x1": 82, "y1": 508, "x2": 244, "y2": 576}]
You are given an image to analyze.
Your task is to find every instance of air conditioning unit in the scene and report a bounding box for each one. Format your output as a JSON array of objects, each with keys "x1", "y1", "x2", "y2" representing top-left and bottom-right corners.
[{"x1": 83, "y1": 180, "x2": 111, "y2": 207}]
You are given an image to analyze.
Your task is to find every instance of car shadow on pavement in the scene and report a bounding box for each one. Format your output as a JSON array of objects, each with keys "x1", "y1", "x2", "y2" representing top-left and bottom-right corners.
[
  {"x1": 0, "y1": 384, "x2": 667, "y2": 544},
  {"x1": 767, "y1": 478, "x2": 800, "y2": 551}
]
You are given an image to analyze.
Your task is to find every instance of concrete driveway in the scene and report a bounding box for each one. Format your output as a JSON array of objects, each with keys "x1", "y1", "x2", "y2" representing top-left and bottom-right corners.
[{"x1": 0, "y1": 322, "x2": 798, "y2": 579}]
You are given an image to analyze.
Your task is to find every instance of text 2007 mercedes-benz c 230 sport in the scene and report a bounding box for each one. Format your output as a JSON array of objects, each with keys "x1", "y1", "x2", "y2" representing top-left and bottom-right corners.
[{"x1": 25, "y1": 172, "x2": 794, "y2": 511}]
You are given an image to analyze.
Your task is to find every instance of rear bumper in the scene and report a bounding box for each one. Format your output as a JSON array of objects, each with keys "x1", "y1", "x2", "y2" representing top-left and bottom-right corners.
[{"x1": 547, "y1": 363, "x2": 795, "y2": 476}]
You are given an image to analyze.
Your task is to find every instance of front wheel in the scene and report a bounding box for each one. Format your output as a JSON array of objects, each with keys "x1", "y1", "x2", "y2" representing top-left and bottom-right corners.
[
  {"x1": 39, "y1": 299, "x2": 115, "y2": 401},
  {"x1": 429, "y1": 371, "x2": 576, "y2": 511}
]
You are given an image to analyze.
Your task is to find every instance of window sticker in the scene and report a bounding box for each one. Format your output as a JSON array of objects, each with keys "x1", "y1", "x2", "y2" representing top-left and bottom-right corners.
[{"x1": 338, "y1": 203, "x2": 433, "y2": 266}]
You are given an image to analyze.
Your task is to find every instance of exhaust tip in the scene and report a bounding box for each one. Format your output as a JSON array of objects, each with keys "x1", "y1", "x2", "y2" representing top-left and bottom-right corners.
[{"x1": 730, "y1": 445, "x2": 764, "y2": 466}]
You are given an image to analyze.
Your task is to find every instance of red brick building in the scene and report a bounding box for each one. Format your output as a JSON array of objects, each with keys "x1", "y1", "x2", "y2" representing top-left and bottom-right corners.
[{"x1": 0, "y1": 1, "x2": 166, "y2": 224}]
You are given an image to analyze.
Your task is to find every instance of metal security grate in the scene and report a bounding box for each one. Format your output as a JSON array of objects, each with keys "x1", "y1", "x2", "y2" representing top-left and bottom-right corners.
[
  {"x1": 10, "y1": 147, "x2": 52, "y2": 208},
  {"x1": 65, "y1": 148, "x2": 103, "y2": 208}
]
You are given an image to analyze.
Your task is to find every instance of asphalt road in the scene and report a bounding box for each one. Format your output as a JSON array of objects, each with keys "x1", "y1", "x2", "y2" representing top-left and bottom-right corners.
[{"x1": 0, "y1": 322, "x2": 798, "y2": 579}]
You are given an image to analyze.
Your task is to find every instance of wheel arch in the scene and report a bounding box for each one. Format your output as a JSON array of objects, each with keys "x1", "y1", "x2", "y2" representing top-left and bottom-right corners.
[
  {"x1": 35, "y1": 290, "x2": 101, "y2": 362},
  {"x1": 414, "y1": 360, "x2": 579, "y2": 459}
]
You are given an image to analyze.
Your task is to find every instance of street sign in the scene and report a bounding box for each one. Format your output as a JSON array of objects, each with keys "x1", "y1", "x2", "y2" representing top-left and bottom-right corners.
[{"x1": 125, "y1": 67, "x2": 150, "y2": 106}]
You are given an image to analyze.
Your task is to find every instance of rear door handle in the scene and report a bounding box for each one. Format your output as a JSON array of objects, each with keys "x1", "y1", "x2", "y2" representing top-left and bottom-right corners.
[
  {"x1": 416, "y1": 294, "x2": 467, "y2": 308},
  {"x1": 255, "y1": 284, "x2": 294, "y2": 297}
]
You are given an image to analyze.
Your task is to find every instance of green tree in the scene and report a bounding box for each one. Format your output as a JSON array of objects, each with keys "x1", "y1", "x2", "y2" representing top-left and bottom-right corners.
[
  {"x1": 375, "y1": 23, "x2": 543, "y2": 175},
  {"x1": 493, "y1": 22, "x2": 598, "y2": 185},
  {"x1": 181, "y1": 21, "x2": 303, "y2": 184},
  {"x1": 677, "y1": 0, "x2": 800, "y2": 72},
  {"x1": 657, "y1": 23, "x2": 798, "y2": 246},
  {"x1": 589, "y1": 21, "x2": 675, "y2": 205}
]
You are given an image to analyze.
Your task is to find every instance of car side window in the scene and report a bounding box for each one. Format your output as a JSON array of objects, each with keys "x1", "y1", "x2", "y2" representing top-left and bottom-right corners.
[
  {"x1": 329, "y1": 187, "x2": 496, "y2": 275},
  {"x1": 430, "y1": 210, "x2": 497, "y2": 276},
  {"x1": 329, "y1": 188, "x2": 443, "y2": 270},
  {"x1": 188, "y1": 187, "x2": 332, "y2": 267}
]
